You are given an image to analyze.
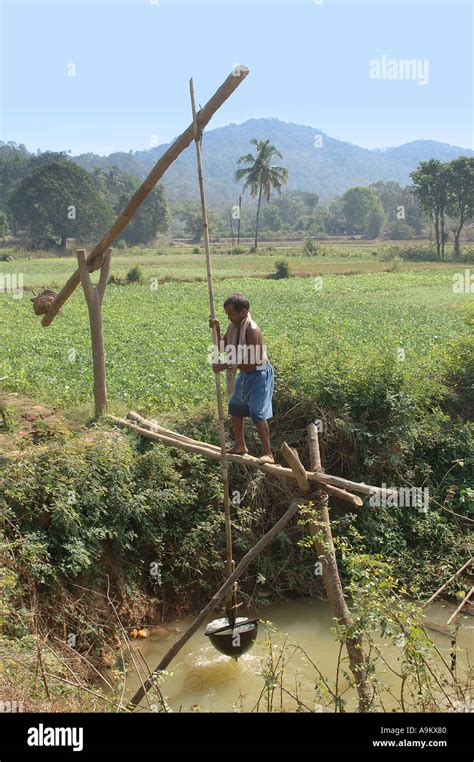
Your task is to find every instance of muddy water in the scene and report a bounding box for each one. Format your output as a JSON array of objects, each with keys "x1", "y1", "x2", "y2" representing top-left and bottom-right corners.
[{"x1": 121, "y1": 598, "x2": 473, "y2": 712}]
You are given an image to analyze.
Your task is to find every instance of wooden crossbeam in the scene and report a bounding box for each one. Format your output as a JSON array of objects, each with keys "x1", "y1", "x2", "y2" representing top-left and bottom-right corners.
[
  {"x1": 39, "y1": 66, "x2": 249, "y2": 327},
  {"x1": 107, "y1": 413, "x2": 402, "y2": 508}
]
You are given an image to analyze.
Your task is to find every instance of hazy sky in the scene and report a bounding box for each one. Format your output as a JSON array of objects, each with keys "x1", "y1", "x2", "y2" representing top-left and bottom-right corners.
[{"x1": 1, "y1": 0, "x2": 472, "y2": 155}]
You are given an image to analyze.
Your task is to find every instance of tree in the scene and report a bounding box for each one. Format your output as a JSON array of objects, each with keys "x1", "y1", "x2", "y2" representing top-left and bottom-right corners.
[
  {"x1": 93, "y1": 166, "x2": 170, "y2": 245},
  {"x1": 365, "y1": 200, "x2": 387, "y2": 239},
  {"x1": 260, "y1": 204, "x2": 282, "y2": 232},
  {"x1": 370, "y1": 180, "x2": 428, "y2": 236},
  {"x1": 388, "y1": 220, "x2": 415, "y2": 239},
  {"x1": 411, "y1": 160, "x2": 448, "y2": 260},
  {"x1": 9, "y1": 159, "x2": 114, "y2": 250},
  {"x1": 399, "y1": 186, "x2": 427, "y2": 235},
  {"x1": 0, "y1": 210, "x2": 8, "y2": 238},
  {"x1": 341, "y1": 186, "x2": 386, "y2": 237},
  {"x1": 324, "y1": 197, "x2": 346, "y2": 235},
  {"x1": 370, "y1": 181, "x2": 404, "y2": 223},
  {"x1": 122, "y1": 184, "x2": 169, "y2": 245},
  {"x1": 175, "y1": 200, "x2": 220, "y2": 242},
  {"x1": 445, "y1": 157, "x2": 474, "y2": 260},
  {"x1": 236, "y1": 139, "x2": 288, "y2": 250}
]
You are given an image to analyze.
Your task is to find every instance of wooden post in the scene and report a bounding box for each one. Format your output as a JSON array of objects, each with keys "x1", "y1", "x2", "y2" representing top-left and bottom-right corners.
[
  {"x1": 304, "y1": 422, "x2": 377, "y2": 712},
  {"x1": 40, "y1": 66, "x2": 249, "y2": 327},
  {"x1": 76, "y1": 248, "x2": 111, "y2": 418},
  {"x1": 237, "y1": 194, "x2": 242, "y2": 246}
]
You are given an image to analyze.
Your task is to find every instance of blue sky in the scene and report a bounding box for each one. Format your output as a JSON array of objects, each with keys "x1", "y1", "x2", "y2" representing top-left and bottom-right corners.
[{"x1": 1, "y1": 0, "x2": 472, "y2": 155}]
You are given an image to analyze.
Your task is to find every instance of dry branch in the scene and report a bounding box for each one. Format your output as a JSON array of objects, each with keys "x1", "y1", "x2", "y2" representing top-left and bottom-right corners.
[
  {"x1": 446, "y1": 586, "x2": 474, "y2": 626},
  {"x1": 422, "y1": 558, "x2": 472, "y2": 609}
]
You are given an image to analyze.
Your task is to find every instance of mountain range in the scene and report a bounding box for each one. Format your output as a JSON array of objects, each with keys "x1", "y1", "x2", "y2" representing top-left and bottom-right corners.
[{"x1": 73, "y1": 118, "x2": 473, "y2": 208}]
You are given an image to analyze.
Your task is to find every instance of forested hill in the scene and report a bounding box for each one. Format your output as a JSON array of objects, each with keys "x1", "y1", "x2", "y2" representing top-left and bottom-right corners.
[
  {"x1": 72, "y1": 118, "x2": 472, "y2": 207},
  {"x1": 2, "y1": 119, "x2": 471, "y2": 209}
]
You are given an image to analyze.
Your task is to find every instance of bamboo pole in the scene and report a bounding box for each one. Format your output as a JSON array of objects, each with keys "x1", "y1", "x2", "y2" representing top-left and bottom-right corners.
[
  {"x1": 311, "y1": 471, "x2": 395, "y2": 499},
  {"x1": 110, "y1": 415, "x2": 364, "y2": 505},
  {"x1": 128, "y1": 411, "x2": 362, "y2": 506},
  {"x1": 446, "y1": 586, "x2": 474, "y2": 626},
  {"x1": 127, "y1": 496, "x2": 305, "y2": 710},
  {"x1": 108, "y1": 415, "x2": 363, "y2": 507},
  {"x1": 190, "y1": 77, "x2": 235, "y2": 625},
  {"x1": 127, "y1": 411, "x2": 206, "y2": 447},
  {"x1": 422, "y1": 558, "x2": 472, "y2": 609},
  {"x1": 39, "y1": 66, "x2": 249, "y2": 327}
]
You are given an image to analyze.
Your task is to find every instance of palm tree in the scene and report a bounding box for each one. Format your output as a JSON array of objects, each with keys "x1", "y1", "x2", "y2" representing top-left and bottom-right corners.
[{"x1": 236, "y1": 139, "x2": 288, "y2": 250}]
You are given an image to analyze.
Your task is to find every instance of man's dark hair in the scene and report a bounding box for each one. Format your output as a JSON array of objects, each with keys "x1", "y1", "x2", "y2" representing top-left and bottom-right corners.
[{"x1": 224, "y1": 293, "x2": 249, "y2": 312}]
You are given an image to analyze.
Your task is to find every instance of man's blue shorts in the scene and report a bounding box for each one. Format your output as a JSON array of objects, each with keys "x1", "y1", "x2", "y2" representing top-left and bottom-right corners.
[{"x1": 228, "y1": 363, "x2": 274, "y2": 423}]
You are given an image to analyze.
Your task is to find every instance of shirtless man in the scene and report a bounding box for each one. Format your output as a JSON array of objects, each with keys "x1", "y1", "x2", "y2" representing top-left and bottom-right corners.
[{"x1": 210, "y1": 293, "x2": 275, "y2": 464}]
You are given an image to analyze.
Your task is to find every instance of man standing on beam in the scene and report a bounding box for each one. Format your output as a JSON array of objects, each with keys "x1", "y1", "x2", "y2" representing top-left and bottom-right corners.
[{"x1": 210, "y1": 293, "x2": 275, "y2": 464}]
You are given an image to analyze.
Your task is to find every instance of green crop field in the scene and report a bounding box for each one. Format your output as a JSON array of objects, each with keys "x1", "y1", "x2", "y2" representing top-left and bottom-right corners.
[
  {"x1": 1, "y1": 261, "x2": 472, "y2": 417},
  {"x1": 0, "y1": 242, "x2": 463, "y2": 289}
]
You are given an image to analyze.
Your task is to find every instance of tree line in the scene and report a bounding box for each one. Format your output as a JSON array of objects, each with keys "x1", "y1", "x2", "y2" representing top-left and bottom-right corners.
[
  {"x1": 0, "y1": 145, "x2": 169, "y2": 250},
  {"x1": 0, "y1": 140, "x2": 472, "y2": 258}
]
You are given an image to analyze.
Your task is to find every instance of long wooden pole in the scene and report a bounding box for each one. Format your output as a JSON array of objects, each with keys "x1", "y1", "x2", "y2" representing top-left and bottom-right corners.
[
  {"x1": 190, "y1": 77, "x2": 236, "y2": 625},
  {"x1": 127, "y1": 497, "x2": 304, "y2": 710},
  {"x1": 108, "y1": 415, "x2": 364, "y2": 508},
  {"x1": 422, "y1": 558, "x2": 472, "y2": 609},
  {"x1": 39, "y1": 66, "x2": 249, "y2": 327},
  {"x1": 446, "y1": 585, "x2": 474, "y2": 626},
  {"x1": 108, "y1": 414, "x2": 374, "y2": 508},
  {"x1": 304, "y1": 422, "x2": 376, "y2": 712}
]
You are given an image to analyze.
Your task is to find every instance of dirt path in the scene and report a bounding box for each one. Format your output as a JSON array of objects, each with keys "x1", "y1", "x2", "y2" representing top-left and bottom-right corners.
[{"x1": 0, "y1": 392, "x2": 85, "y2": 457}]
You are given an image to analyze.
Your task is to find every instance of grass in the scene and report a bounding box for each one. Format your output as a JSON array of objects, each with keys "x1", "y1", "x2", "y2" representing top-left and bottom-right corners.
[
  {"x1": 0, "y1": 263, "x2": 472, "y2": 417},
  {"x1": 0, "y1": 241, "x2": 464, "y2": 290}
]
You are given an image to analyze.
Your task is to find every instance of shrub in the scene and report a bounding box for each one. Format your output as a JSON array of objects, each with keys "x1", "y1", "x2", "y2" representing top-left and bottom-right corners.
[
  {"x1": 303, "y1": 239, "x2": 325, "y2": 256},
  {"x1": 274, "y1": 259, "x2": 290, "y2": 279},
  {"x1": 397, "y1": 245, "x2": 439, "y2": 261},
  {"x1": 389, "y1": 256, "x2": 402, "y2": 271},
  {"x1": 459, "y1": 246, "x2": 474, "y2": 263},
  {"x1": 388, "y1": 221, "x2": 416, "y2": 240},
  {"x1": 126, "y1": 265, "x2": 144, "y2": 284}
]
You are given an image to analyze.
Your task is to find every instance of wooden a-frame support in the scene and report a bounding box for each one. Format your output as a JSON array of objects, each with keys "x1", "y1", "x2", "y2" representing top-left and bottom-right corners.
[
  {"x1": 34, "y1": 64, "x2": 387, "y2": 710},
  {"x1": 77, "y1": 248, "x2": 111, "y2": 418},
  {"x1": 124, "y1": 421, "x2": 377, "y2": 712}
]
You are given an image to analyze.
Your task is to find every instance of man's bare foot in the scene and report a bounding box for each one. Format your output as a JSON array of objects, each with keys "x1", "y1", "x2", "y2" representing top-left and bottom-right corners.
[
  {"x1": 226, "y1": 445, "x2": 249, "y2": 455},
  {"x1": 258, "y1": 453, "x2": 275, "y2": 464}
]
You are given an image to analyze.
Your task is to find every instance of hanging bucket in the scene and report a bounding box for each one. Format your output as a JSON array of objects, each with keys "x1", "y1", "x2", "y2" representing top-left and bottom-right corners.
[{"x1": 205, "y1": 617, "x2": 259, "y2": 658}]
